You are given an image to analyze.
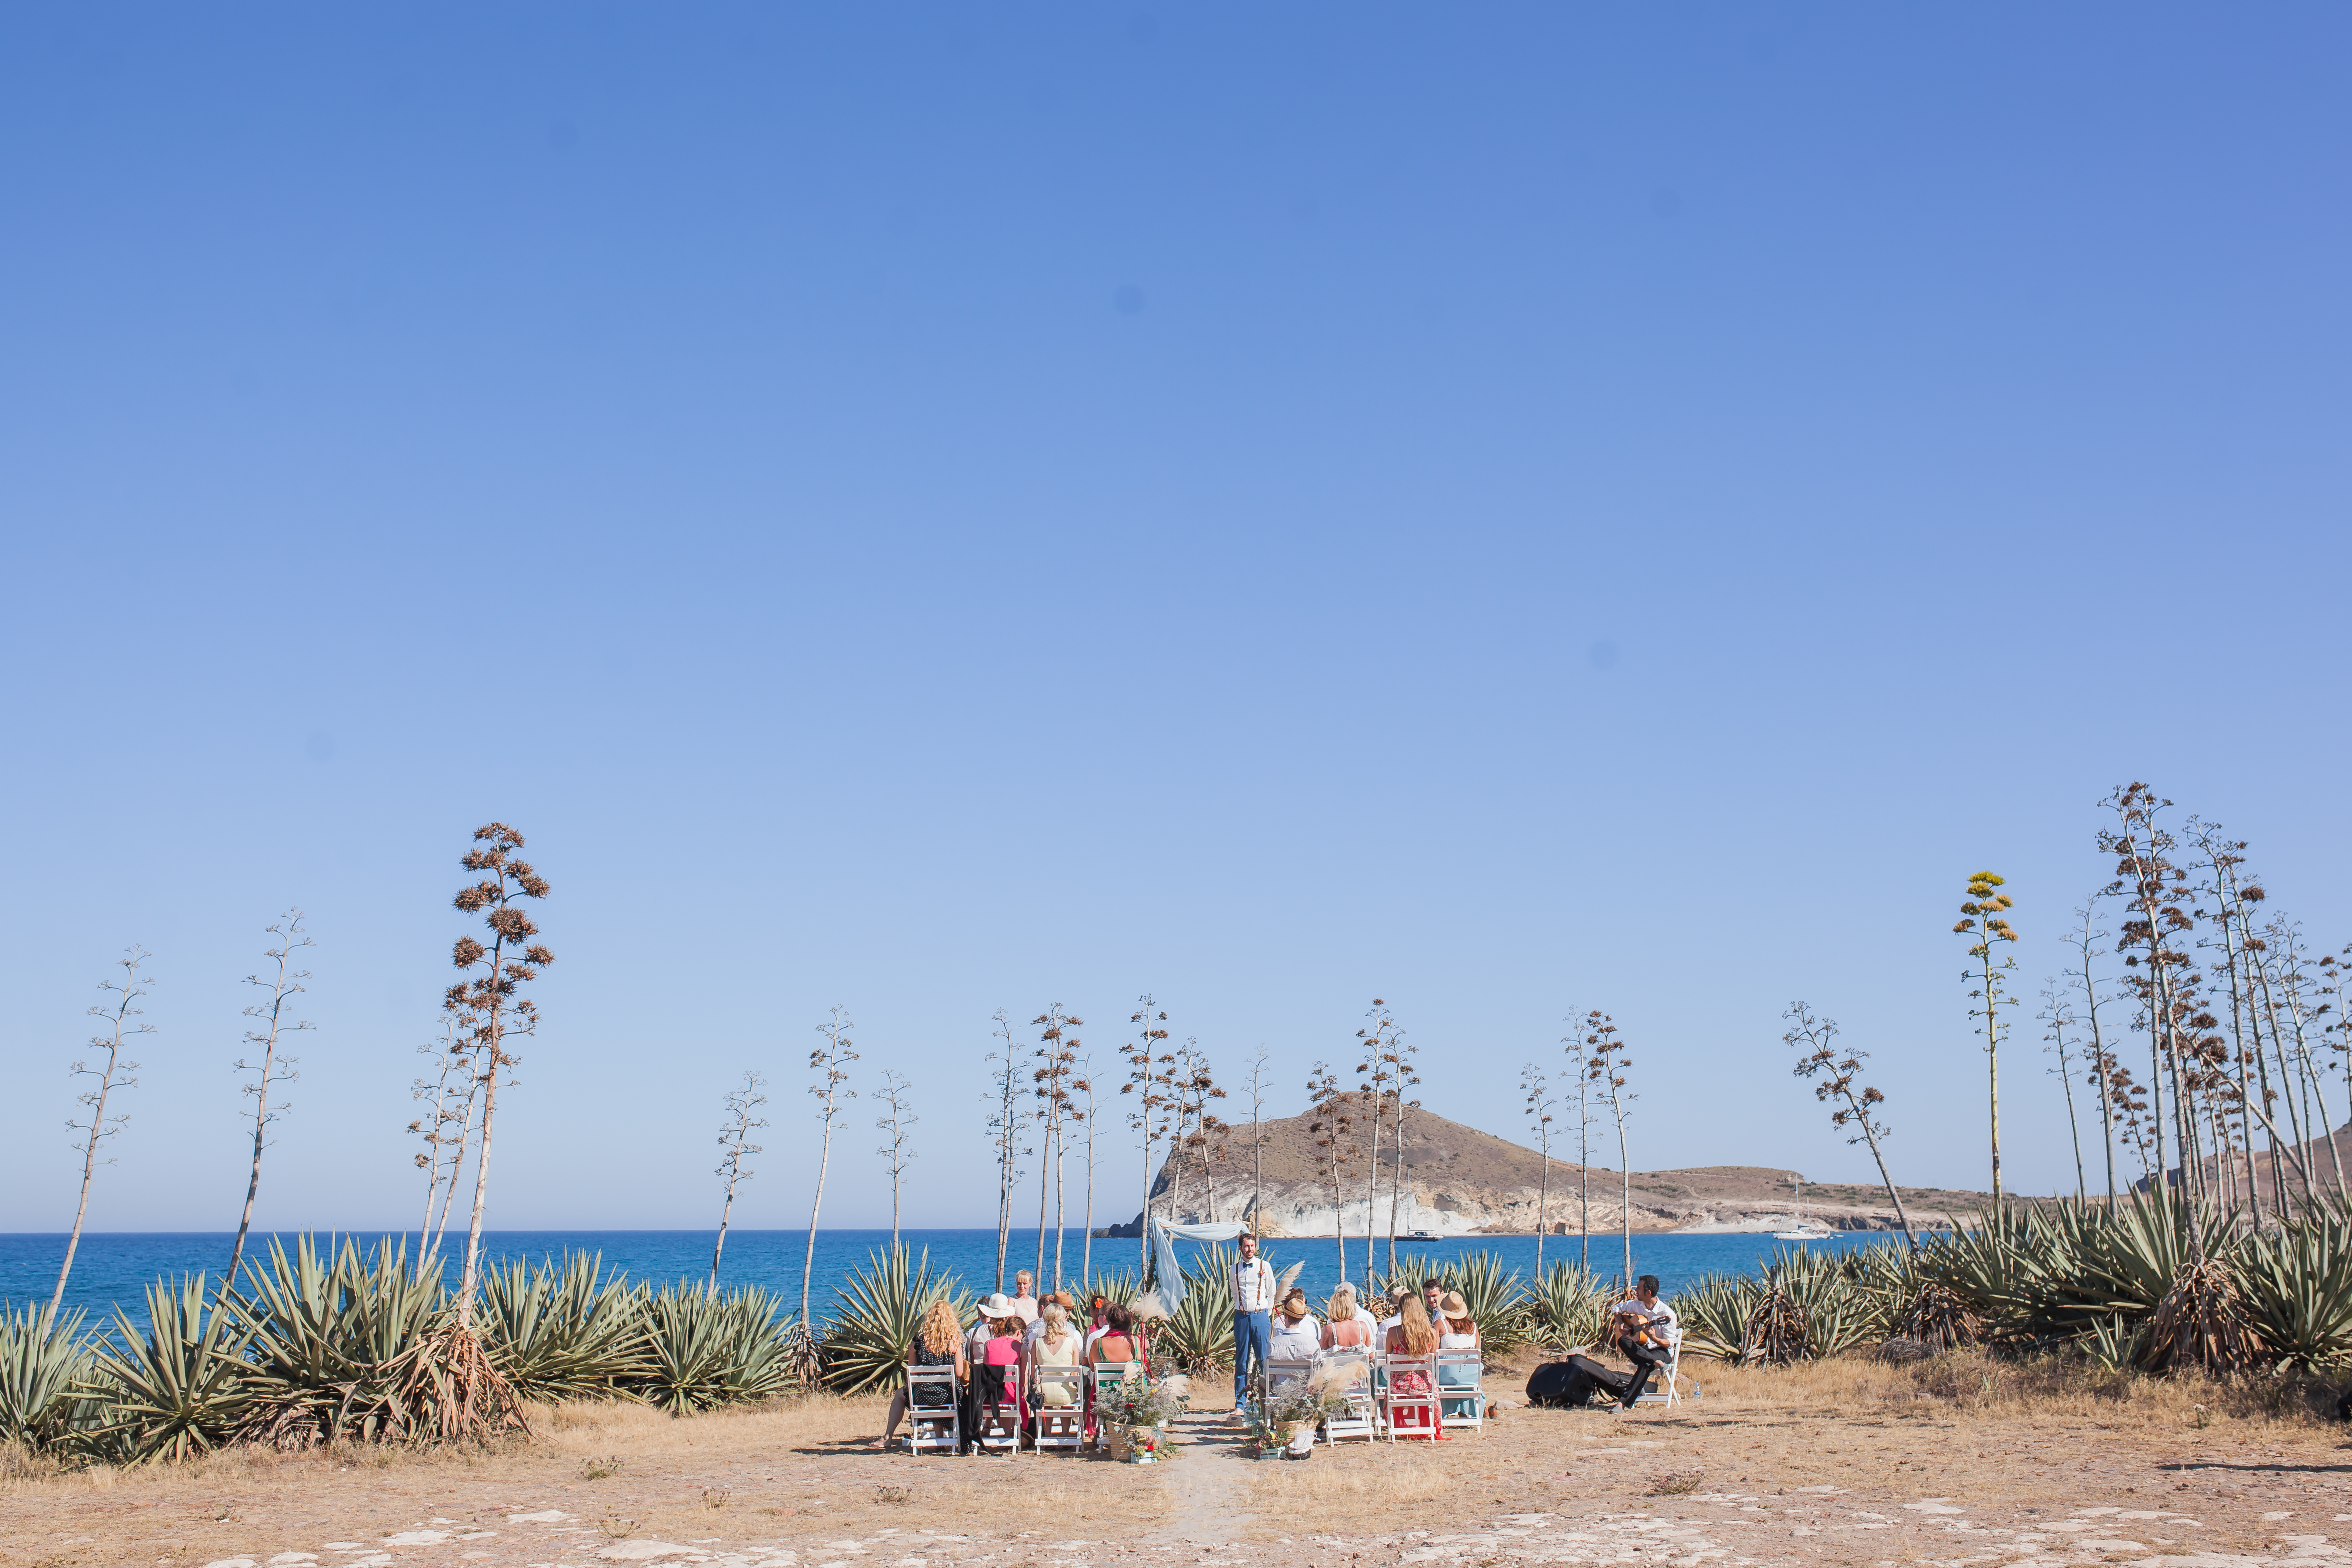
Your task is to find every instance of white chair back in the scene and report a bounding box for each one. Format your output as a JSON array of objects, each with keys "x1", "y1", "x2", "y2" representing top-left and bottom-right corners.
[
  {"x1": 1318, "y1": 1348, "x2": 1378, "y2": 1443},
  {"x1": 1031, "y1": 1363, "x2": 1087, "y2": 1449},
  {"x1": 1382, "y1": 1353, "x2": 1439, "y2": 1443},
  {"x1": 904, "y1": 1360, "x2": 960, "y2": 1455},
  {"x1": 1435, "y1": 1348, "x2": 1485, "y2": 1436}
]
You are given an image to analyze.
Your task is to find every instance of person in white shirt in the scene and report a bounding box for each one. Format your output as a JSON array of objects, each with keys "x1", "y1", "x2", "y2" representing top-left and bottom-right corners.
[
  {"x1": 1009, "y1": 1271, "x2": 1040, "y2": 1325},
  {"x1": 1267, "y1": 1288, "x2": 1321, "y2": 1365},
  {"x1": 1608, "y1": 1274, "x2": 1678, "y2": 1408},
  {"x1": 1229, "y1": 1232, "x2": 1277, "y2": 1412}
]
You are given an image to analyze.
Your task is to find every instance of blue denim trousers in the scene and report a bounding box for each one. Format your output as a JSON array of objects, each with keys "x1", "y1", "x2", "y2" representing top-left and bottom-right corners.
[{"x1": 1232, "y1": 1309, "x2": 1272, "y2": 1407}]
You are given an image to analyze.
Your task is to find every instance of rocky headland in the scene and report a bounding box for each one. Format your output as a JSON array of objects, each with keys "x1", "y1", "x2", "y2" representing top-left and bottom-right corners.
[{"x1": 1098, "y1": 1107, "x2": 1995, "y2": 1238}]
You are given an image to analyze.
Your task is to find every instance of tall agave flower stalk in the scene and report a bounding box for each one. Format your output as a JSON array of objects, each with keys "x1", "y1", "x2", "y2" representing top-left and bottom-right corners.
[
  {"x1": 227, "y1": 913, "x2": 312, "y2": 1295},
  {"x1": 1954, "y1": 871, "x2": 2019, "y2": 1206},
  {"x1": 445, "y1": 823, "x2": 555, "y2": 1327},
  {"x1": 796, "y1": 1007, "x2": 859, "y2": 1379},
  {"x1": 51, "y1": 949, "x2": 152, "y2": 1320}
]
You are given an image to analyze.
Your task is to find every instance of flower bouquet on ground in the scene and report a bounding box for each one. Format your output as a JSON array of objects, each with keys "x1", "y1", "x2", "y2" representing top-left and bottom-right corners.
[
  {"x1": 1096, "y1": 1375, "x2": 1188, "y2": 1464},
  {"x1": 1240, "y1": 1380, "x2": 1354, "y2": 1460}
]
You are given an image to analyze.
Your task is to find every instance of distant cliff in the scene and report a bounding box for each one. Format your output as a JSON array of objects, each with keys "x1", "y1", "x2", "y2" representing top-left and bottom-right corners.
[{"x1": 1095, "y1": 1107, "x2": 1991, "y2": 1238}]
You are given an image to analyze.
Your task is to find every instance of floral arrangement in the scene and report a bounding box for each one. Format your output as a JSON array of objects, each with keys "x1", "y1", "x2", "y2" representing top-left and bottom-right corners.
[{"x1": 1240, "y1": 1381, "x2": 1355, "y2": 1458}]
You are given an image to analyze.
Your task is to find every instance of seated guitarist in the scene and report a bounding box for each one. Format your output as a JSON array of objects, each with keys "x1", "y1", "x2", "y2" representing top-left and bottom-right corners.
[{"x1": 1608, "y1": 1275, "x2": 1677, "y2": 1410}]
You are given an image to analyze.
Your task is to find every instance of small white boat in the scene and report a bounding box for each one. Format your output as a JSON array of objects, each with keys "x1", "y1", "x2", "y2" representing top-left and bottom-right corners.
[{"x1": 1773, "y1": 1179, "x2": 1833, "y2": 1242}]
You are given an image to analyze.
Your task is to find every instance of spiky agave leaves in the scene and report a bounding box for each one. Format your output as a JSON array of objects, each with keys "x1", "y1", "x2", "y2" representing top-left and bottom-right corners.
[
  {"x1": 230, "y1": 1235, "x2": 526, "y2": 1447},
  {"x1": 1527, "y1": 1261, "x2": 1615, "y2": 1352},
  {"x1": 1152, "y1": 1245, "x2": 1236, "y2": 1373},
  {"x1": 89, "y1": 1276, "x2": 254, "y2": 1463},
  {"x1": 640, "y1": 1285, "x2": 792, "y2": 1414},
  {"x1": 478, "y1": 1252, "x2": 650, "y2": 1403},
  {"x1": 821, "y1": 1247, "x2": 972, "y2": 1395},
  {"x1": 1081, "y1": 1267, "x2": 1143, "y2": 1309},
  {"x1": 2236, "y1": 1214, "x2": 2352, "y2": 1371},
  {"x1": 1446, "y1": 1251, "x2": 1532, "y2": 1355},
  {"x1": 0, "y1": 1305, "x2": 99, "y2": 1450}
]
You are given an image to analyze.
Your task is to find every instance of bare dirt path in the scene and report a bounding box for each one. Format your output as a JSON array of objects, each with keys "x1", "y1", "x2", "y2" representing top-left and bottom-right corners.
[{"x1": 1149, "y1": 1409, "x2": 1259, "y2": 1546}]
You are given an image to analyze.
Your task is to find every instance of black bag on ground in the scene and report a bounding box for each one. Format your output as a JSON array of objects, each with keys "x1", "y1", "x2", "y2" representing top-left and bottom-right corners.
[{"x1": 1524, "y1": 1354, "x2": 1633, "y2": 1409}]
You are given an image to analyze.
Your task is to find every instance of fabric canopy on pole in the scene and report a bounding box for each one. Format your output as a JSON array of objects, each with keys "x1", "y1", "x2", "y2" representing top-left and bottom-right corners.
[{"x1": 1143, "y1": 1219, "x2": 1247, "y2": 1316}]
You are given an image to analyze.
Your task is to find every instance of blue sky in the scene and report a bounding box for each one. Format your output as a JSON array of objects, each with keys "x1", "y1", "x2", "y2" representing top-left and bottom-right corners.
[{"x1": 3, "y1": 4, "x2": 2346, "y2": 1236}]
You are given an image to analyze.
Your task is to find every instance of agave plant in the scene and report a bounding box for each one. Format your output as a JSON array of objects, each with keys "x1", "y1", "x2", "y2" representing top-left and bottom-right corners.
[
  {"x1": 89, "y1": 1276, "x2": 254, "y2": 1463},
  {"x1": 2237, "y1": 1213, "x2": 2352, "y2": 1370},
  {"x1": 822, "y1": 1247, "x2": 972, "y2": 1395},
  {"x1": 1447, "y1": 1251, "x2": 1532, "y2": 1354},
  {"x1": 229, "y1": 1235, "x2": 524, "y2": 1445},
  {"x1": 0, "y1": 1304, "x2": 99, "y2": 1450},
  {"x1": 478, "y1": 1252, "x2": 650, "y2": 1403},
  {"x1": 638, "y1": 1284, "x2": 790, "y2": 1413},
  {"x1": 1528, "y1": 1261, "x2": 1616, "y2": 1351},
  {"x1": 1668, "y1": 1272, "x2": 1756, "y2": 1362},
  {"x1": 1150, "y1": 1246, "x2": 1235, "y2": 1373},
  {"x1": 1082, "y1": 1267, "x2": 1143, "y2": 1308}
]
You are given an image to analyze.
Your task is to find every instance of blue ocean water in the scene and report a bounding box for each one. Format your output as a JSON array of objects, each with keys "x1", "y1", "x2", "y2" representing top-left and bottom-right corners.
[{"x1": 1, "y1": 1226, "x2": 1904, "y2": 1330}]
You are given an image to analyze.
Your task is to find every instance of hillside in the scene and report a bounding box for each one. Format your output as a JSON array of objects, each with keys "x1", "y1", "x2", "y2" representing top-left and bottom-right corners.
[{"x1": 1101, "y1": 1106, "x2": 1994, "y2": 1237}]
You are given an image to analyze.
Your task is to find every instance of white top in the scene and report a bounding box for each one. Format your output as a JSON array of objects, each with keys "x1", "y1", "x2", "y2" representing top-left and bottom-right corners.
[
  {"x1": 1231, "y1": 1256, "x2": 1278, "y2": 1313},
  {"x1": 1008, "y1": 1293, "x2": 1040, "y2": 1324}
]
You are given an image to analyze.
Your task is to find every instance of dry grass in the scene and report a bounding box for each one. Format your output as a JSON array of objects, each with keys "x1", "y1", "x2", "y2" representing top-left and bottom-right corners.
[
  {"x1": 0, "y1": 1390, "x2": 1169, "y2": 1567},
  {"x1": 1241, "y1": 1346, "x2": 2352, "y2": 1547},
  {"x1": 8, "y1": 1352, "x2": 2352, "y2": 1565}
]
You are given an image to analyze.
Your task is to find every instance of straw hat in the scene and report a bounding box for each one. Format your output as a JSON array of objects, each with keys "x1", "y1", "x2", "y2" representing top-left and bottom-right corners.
[
  {"x1": 1440, "y1": 1290, "x2": 1469, "y2": 1318},
  {"x1": 1280, "y1": 1291, "x2": 1310, "y2": 1321},
  {"x1": 977, "y1": 1292, "x2": 1016, "y2": 1318}
]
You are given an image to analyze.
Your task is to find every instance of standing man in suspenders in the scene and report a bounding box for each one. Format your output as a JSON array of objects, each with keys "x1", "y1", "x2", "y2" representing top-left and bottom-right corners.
[{"x1": 1230, "y1": 1231, "x2": 1277, "y2": 1415}]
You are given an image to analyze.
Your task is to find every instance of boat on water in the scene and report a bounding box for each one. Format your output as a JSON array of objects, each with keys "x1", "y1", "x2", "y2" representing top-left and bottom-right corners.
[
  {"x1": 1406, "y1": 1229, "x2": 1434, "y2": 1240},
  {"x1": 1773, "y1": 1179, "x2": 1835, "y2": 1242}
]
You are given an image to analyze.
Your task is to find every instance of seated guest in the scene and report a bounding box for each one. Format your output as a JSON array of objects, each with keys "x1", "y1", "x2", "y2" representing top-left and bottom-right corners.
[
  {"x1": 1422, "y1": 1281, "x2": 1446, "y2": 1324},
  {"x1": 1608, "y1": 1274, "x2": 1678, "y2": 1409},
  {"x1": 973, "y1": 1312, "x2": 1028, "y2": 1441},
  {"x1": 1376, "y1": 1284, "x2": 1414, "y2": 1335},
  {"x1": 1383, "y1": 1295, "x2": 1445, "y2": 1440},
  {"x1": 1266, "y1": 1288, "x2": 1321, "y2": 1372},
  {"x1": 1083, "y1": 1294, "x2": 1112, "y2": 1355},
  {"x1": 879, "y1": 1297, "x2": 968, "y2": 1451},
  {"x1": 1088, "y1": 1302, "x2": 1146, "y2": 1372},
  {"x1": 1026, "y1": 1289, "x2": 1076, "y2": 1349},
  {"x1": 1435, "y1": 1289, "x2": 1483, "y2": 1421},
  {"x1": 1320, "y1": 1282, "x2": 1376, "y2": 1349},
  {"x1": 1033, "y1": 1302, "x2": 1084, "y2": 1406},
  {"x1": 968, "y1": 1292, "x2": 1014, "y2": 1364}
]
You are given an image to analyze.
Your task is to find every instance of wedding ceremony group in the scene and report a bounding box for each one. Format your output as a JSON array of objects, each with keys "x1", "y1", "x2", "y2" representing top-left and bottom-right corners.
[{"x1": 873, "y1": 1232, "x2": 1682, "y2": 1463}]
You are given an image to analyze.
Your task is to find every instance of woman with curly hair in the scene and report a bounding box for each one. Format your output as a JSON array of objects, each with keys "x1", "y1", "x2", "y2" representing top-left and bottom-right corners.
[{"x1": 878, "y1": 1297, "x2": 968, "y2": 1450}]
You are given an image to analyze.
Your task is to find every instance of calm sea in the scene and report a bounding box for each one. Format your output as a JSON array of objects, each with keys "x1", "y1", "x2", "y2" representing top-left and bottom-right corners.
[{"x1": 1, "y1": 1226, "x2": 1908, "y2": 1330}]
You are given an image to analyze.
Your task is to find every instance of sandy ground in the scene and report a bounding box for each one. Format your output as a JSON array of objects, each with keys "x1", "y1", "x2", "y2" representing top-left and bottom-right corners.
[{"x1": 7, "y1": 1351, "x2": 2352, "y2": 1568}]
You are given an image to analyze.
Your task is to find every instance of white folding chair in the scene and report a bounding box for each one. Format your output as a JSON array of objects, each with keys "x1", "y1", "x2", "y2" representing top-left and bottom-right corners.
[
  {"x1": 1435, "y1": 1348, "x2": 1485, "y2": 1436},
  {"x1": 1318, "y1": 1348, "x2": 1377, "y2": 1444},
  {"x1": 1087, "y1": 1360, "x2": 1144, "y2": 1451},
  {"x1": 1632, "y1": 1330, "x2": 1683, "y2": 1408},
  {"x1": 1264, "y1": 1356, "x2": 1317, "y2": 1397},
  {"x1": 1030, "y1": 1364, "x2": 1087, "y2": 1453},
  {"x1": 1383, "y1": 1354, "x2": 1439, "y2": 1443},
  {"x1": 971, "y1": 1365, "x2": 1023, "y2": 1453},
  {"x1": 904, "y1": 1361, "x2": 961, "y2": 1455}
]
